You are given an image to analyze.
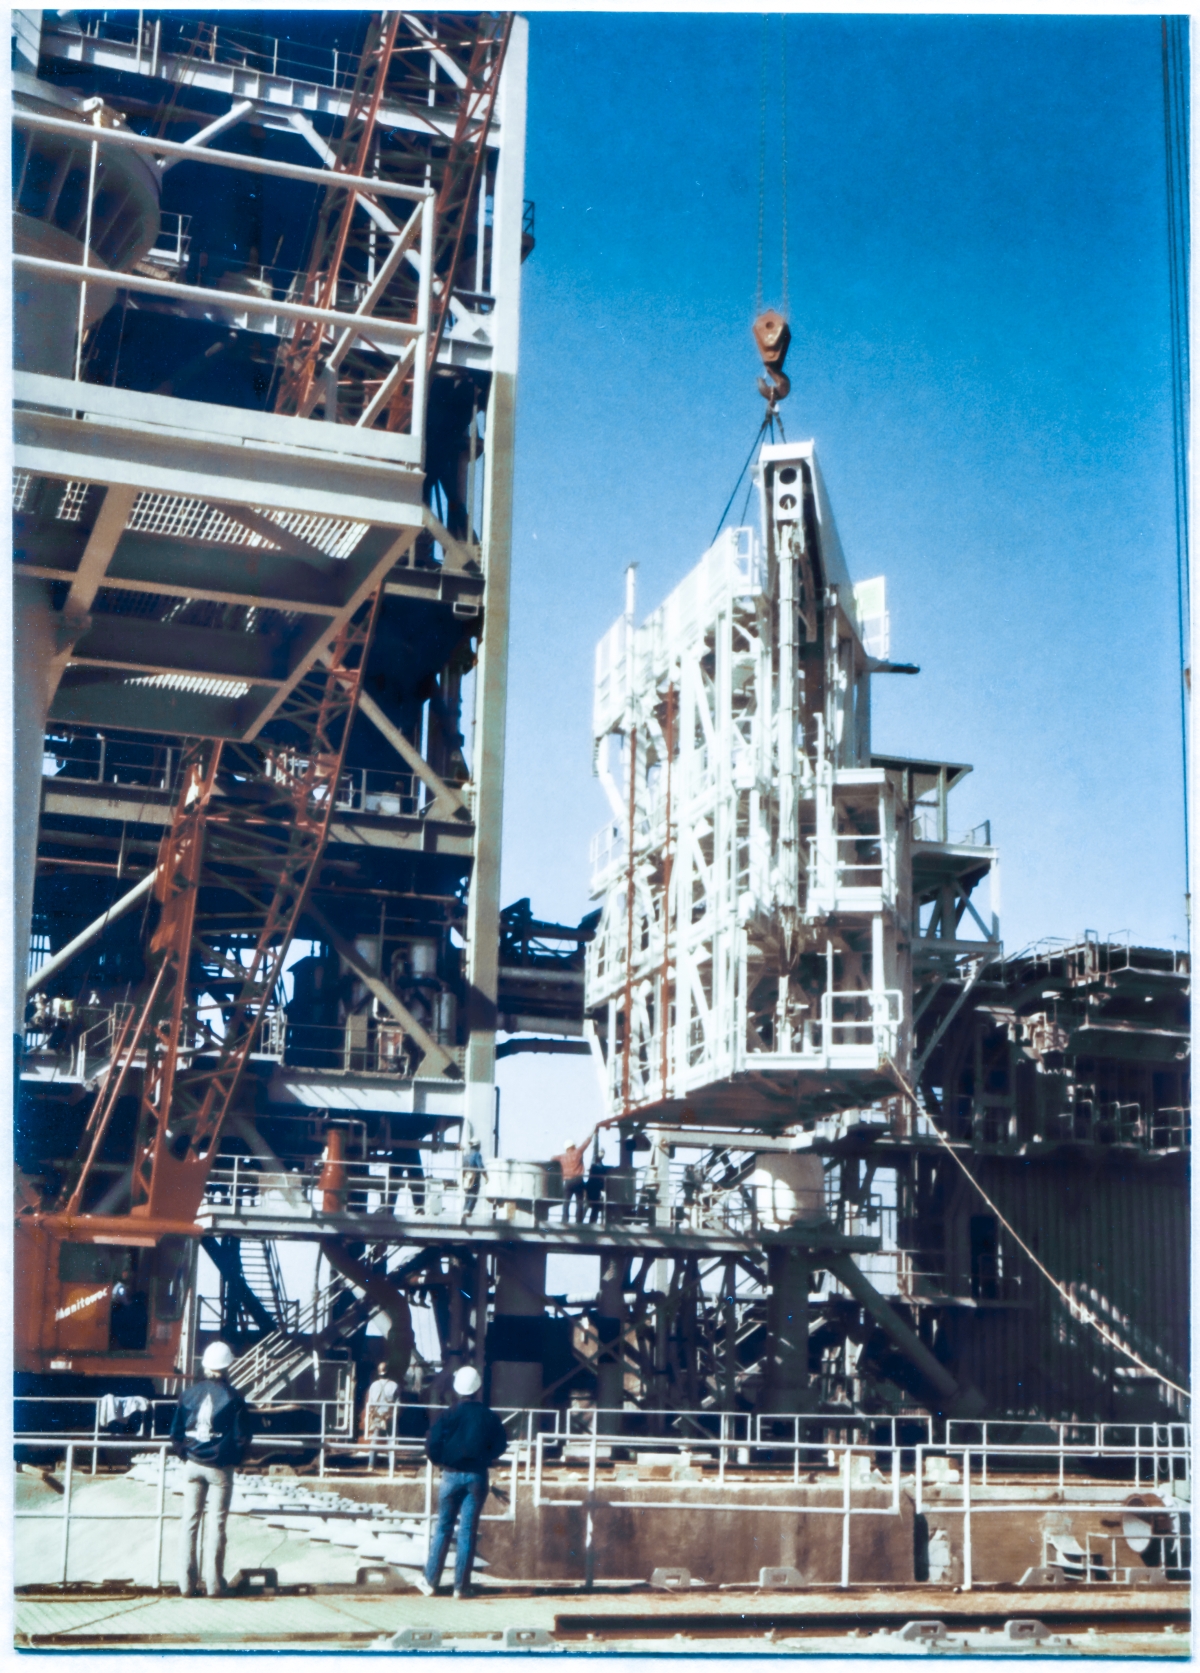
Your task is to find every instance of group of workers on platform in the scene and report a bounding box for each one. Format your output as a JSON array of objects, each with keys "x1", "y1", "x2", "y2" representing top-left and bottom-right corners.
[
  {"x1": 172, "y1": 1345, "x2": 509, "y2": 1600},
  {"x1": 316, "y1": 1126, "x2": 628, "y2": 1225},
  {"x1": 550, "y1": 1139, "x2": 615, "y2": 1223}
]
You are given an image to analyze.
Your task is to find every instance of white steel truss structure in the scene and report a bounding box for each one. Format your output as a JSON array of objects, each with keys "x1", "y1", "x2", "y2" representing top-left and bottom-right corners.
[{"x1": 586, "y1": 441, "x2": 999, "y2": 1127}]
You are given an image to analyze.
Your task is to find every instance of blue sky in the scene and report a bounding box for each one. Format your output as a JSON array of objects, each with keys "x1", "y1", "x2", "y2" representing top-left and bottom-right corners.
[{"x1": 500, "y1": 11, "x2": 1185, "y2": 954}]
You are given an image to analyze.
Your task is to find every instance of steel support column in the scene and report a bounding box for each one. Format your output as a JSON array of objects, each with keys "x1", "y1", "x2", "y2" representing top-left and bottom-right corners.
[
  {"x1": 595, "y1": 1252, "x2": 628, "y2": 1425},
  {"x1": 489, "y1": 1245, "x2": 546, "y2": 1410},
  {"x1": 760, "y1": 1246, "x2": 810, "y2": 1414}
]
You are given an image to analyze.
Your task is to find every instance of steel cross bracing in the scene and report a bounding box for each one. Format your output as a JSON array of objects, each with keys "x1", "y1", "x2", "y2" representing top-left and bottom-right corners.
[
  {"x1": 59, "y1": 589, "x2": 390, "y2": 1227},
  {"x1": 273, "y1": 12, "x2": 408, "y2": 420},
  {"x1": 585, "y1": 442, "x2": 999, "y2": 1126},
  {"x1": 271, "y1": 12, "x2": 511, "y2": 430}
]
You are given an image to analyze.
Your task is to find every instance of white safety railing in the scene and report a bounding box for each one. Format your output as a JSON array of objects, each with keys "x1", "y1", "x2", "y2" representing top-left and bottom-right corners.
[
  {"x1": 913, "y1": 1440, "x2": 1191, "y2": 1591},
  {"x1": 532, "y1": 1428, "x2": 903, "y2": 1590},
  {"x1": 13, "y1": 1436, "x2": 519, "y2": 1587},
  {"x1": 17, "y1": 1420, "x2": 1188, "y2": 1590},
  {"x1": 54, "y1": 12, "x2": 369, "y2": 96},
  {"x1": 198, "y1": 1152, "x2": 798, "y2": 1238},
  {"x1": 13, "y1": 106, "x2": 435, "y2": 466}
]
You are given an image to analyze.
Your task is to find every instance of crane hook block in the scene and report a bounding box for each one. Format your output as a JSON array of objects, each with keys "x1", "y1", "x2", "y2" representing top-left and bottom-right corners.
[{"x1": 753, "y1": 309, "x2": 792, "y2": 406}]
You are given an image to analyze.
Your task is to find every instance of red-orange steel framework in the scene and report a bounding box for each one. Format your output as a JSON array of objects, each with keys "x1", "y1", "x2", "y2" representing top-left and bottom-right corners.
[{"x1": 274, "y1": 12, "x2": 405, "y2": 419}]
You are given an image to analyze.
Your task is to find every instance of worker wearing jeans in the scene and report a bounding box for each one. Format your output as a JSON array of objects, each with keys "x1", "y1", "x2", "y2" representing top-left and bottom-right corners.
[
  {"x1": 171, "y1": 1341, "x2": 254, "y2": 1598},
  {"x1": 416, "y1": 1366, "x2": 508, "y2": 1598},
  {"x1": 180, "y1": 1462, "x2": 234, "y2": 1598}
]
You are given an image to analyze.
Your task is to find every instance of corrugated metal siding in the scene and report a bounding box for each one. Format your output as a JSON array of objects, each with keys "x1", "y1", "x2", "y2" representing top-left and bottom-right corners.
[{"x1": 942, "y1": 1156, "x2": 1188, "y2": 1421}]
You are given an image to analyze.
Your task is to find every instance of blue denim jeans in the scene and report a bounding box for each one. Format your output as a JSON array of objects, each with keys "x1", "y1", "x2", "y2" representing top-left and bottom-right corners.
[
  {"x1": 179, "y1": 1461, "x2": 233, "y2": 1596},
  {"x1": 424, "y1": 1468, "x2": 488, "y2": 1591}
]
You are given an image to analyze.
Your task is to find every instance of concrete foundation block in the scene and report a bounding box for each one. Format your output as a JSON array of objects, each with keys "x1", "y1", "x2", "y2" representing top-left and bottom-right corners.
[
  {"x1": 649, "y1": 1567, "x2": 693, "y2": 1590},
  {"x1": 355, "y1": 1564, "x2": 405, "y2": 1591},
  {"x1": 229, "y1": 1568, "x2": 278, "y2": 1594},
  {"x1": 897, "y1": 1621, "x2": 947, "y2": 1642},
  {"x1": 1004, "y1": 1620, "x2": 1049, "y2": 1642},
  {"x1": 759, "y1": 1566, "x2": 805, "y2": 1589},
  {"x1": 504, "y1": 1627, "x2": 555, "y2": 1648},
  {"x1": 388, "y1": 1628, "x2": 443, "y2": 1650}
]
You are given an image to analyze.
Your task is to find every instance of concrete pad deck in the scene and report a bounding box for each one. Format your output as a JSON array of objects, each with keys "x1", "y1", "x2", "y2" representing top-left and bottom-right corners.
[{"x1": 15, "y1": 1581, "x2": 1190, "y2": 1654}]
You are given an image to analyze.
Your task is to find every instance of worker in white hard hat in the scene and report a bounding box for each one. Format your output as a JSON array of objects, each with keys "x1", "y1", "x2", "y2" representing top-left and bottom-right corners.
[
  {"x1": 170, "y1": 1341, "x2": 255, "y2": 1598},
  {"x1": 362, "y1": 1359, "x2": 401, "y2": 1470},
  {"x1": 415, "y1": 1365, "x2": 508, "y2": 1598}
]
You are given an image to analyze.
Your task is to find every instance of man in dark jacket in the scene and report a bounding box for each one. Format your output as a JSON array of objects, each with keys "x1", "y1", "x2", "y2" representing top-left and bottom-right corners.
[
  {"x1": 170, "y1": 1341, "x2": 254, "y2": 1597},
  {"x1": 416, "y1": 1365, "x2": 507, "y2": 1598}
]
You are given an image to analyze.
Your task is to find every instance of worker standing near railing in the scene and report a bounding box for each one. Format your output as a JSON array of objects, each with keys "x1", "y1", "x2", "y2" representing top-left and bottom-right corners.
[
  {"x1": 552, "y1": 1141, "x2": 587, "y2": 1223},
  {"x1": 460, "y1": 1124, "x2": 484, "y2": 1221},
  {"x1": 362, "y1": 1360, "x2": 400, "y2": 1470},
  {"x1": 416, "y1": 1366, "x2": 508, "y2": 1599},
  {"x1": 171, "y1": 1342, "x2": 255, "y2": 1598}
]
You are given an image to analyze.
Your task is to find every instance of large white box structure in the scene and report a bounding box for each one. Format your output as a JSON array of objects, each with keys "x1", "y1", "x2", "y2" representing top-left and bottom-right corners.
[{"x1": 586, "y1": 441, "x2": 999, "y2": 1127}]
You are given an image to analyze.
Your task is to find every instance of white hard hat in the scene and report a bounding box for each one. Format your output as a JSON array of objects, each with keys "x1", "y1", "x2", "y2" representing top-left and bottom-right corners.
[
  {"x1": 453, "y1": 1365, "x2": 482, "y2": 1396},
  {"x1": 202, "y1": 1341, "x2": 235, "y2": 1374}
]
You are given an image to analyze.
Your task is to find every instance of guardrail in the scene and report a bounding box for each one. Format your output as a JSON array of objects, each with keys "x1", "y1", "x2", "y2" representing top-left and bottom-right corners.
[
  {"x1": 198, "y1": 1150, "x2": 850, "y2": 1240},
  {"x1": 14, "y1": 1436, "x2": 518, "y2": 1588},
  {"x1": 52, "y1": 12, "x2": 369, "y2": 97},
  {"x1": 16, "y1": 1397, "x2": 935, "y2": 1477},
  {"x1": 17, "y1": 1419, "x2": 1188, "y2": 1589},
  {"x1": 13, "y1": 104, "x2": 434, "y2": 461},
  {"x1": 912, "y1": 1441, "x2": 1191, "y2": 1590}
]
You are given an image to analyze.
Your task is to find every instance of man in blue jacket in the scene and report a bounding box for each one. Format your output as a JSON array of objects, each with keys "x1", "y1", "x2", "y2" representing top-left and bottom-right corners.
[
  {"x1": 416, "y1": 1365, "x2": 508, "y2": 1598},
  {"x1": 170, "y1": 1341, "x2": 254, "y2": 1597}
]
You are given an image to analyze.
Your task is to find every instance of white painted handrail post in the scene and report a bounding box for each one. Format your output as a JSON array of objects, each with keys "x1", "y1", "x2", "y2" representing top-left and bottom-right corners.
[
  {"x1": 840, "y1": 1447, "x2": 851, "y2": 1587},
  {"x1": 962, "y1": 1449, "x2": 972, "y2": 1591},
  {"x1": 91, "y1": 1401, "x2": 100, "y2": 1476},
  {"x1": 60, "y1": 1444, "x2": 75, "y2": 1584},
  {"x1": 583, "y1": 1420, "x2": 599, "y2": 1591},
  {"x1": 153, "y1": 1441, "x2": 167, "y2": 1587}
]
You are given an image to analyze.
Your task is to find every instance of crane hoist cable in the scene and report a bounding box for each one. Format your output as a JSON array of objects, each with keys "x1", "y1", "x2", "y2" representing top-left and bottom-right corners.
[
  {"x1": 715, "y1": 15, "x2": 793, "y2": 546},
  {"x1": 1161, "y1": 14, "x2": 1190, "y2": 919},
  {"x1": 756, "y1": 15, "x2": 767, "y2": 318},
  {"x1": 752, "y1": 16, "x2": 792, "y2": 415}
]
